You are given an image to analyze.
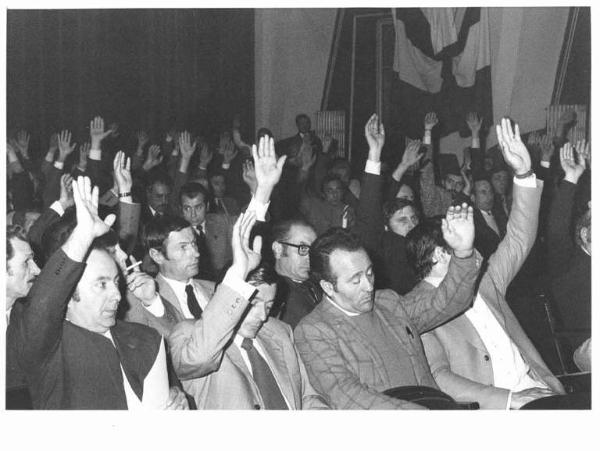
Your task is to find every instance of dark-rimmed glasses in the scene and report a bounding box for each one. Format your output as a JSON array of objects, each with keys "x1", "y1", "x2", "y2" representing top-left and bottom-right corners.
[{"x1": 278, "y1": 241, "x2": 311, "y2": 256}]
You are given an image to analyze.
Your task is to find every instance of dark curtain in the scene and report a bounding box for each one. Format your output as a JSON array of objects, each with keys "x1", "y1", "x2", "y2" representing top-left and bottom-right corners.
[{"x1": 7, "y1": 9, "x2": 255, "y2": 156}]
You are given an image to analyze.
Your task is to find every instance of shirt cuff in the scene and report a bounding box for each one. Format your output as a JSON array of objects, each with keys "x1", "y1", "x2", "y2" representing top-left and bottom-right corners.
[
  {"x1": 364, "y1": 160, "x2": 381, "y2": 175},
  {"x1": 246, "y1": 197, "x2": 270, "y2": 222},
  {"x1": 53, "y1": 161, "x2": 64, "y2": 170},
  {"x1": 506, "y1": 391, "x2": 512, "y2": 410},
  {"x1": 222, "y1": 272, "x2": 257, "y2": 300},
  {"x1": 471, "y1": 138, "x2": 480, "y2": 149},
  {"x1": 89, "y1": 149, "x2": 102, "y2": 161},
  {"x1": 513, "y1": 173, "x2": 537, "y2": 187},
  {"x1": 50, "y1": 201, "x2": 65, "y2": 217},
  {"x1": 45, "y1": 152, "x2": 55, "y2": 163},
  {"x1": 540, "y1": 161, "x2": 550, "y2": 168},
  {"x1": 7, "y1": 152, "x2": 19, "y2": 163},
  {"x1": 143, "y1": 294, "x2": 165, "y2": 317},
  {"x1": 221, "y1": 163, "x2": 231, "y2": 170},
  {"x1": 423, "y1": 130, "x2": 432, "y2": 145}
]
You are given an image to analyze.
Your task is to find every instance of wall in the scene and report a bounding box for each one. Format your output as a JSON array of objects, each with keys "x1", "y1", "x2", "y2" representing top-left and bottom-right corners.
[
  {"x1": 255, "y1": 8, "x2": 337, "y2": 140},
  {"x1": 256, "y1": 8, "x2": 571, "y2": 155}
]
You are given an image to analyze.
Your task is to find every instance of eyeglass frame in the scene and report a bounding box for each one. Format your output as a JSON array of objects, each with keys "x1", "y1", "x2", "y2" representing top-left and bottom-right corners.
[{"x1": 278, "y1": 241, "x2": 311, "y2": 256}]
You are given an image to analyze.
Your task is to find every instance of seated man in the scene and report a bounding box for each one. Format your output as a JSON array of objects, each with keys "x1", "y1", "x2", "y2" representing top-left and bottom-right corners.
[
  {"x1": 413, "y1": 119, "x2": 565, "y2": 409},
  {"x1": 270, "y1": 218, "x2": 320, "y2": 328},
  {"x1": 294, "y1": 115, "x2": 482, "y2": 410},
  {"x1": 7, "y1": 177, "x2": 173, "y2": 409},
  {"x1": 471, "y1": 177, "x2": 506, "y2": 260}
]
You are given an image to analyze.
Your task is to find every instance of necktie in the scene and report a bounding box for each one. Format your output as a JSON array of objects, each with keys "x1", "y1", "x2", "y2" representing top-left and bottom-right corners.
[
  {"x1": 241, "y1": 338, "x2": 288, "y2": 410},
  {"x1": 185, "y1": 284, "x2": 203, "y2": 319}
]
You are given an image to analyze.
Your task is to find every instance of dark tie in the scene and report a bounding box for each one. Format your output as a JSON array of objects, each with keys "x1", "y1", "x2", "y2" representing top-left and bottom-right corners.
[
  {"x1": 241, "y1": 338, "x2": 289, "y2": 410},
  {"x1": 185, "y1": 284, "x2": 203, "y2": 319}
]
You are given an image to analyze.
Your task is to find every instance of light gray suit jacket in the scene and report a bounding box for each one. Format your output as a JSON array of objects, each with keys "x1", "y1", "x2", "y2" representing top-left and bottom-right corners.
[{"x1": 421, "y1": 180, "x2": 565, "y2": 409}]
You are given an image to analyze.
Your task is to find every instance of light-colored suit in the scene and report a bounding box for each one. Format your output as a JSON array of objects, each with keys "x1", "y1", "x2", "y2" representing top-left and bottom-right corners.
[
  {"x1": 156, "y1": 273, "x2": 216, "y2": 317},
  {"x1": 168, "y1": 282, "x2": 328, "y2": 409},
  {"x1": 294, "y1": 251, "x2": 482, "y2": 409},
  {"x1": 420, "y1": 180, "x2": 565, "y2": 409}
]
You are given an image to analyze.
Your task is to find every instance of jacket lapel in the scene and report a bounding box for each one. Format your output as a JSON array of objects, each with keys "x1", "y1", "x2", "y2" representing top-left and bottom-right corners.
[{"x1": 156, "y1": 274, "x2": 184, "y2": 318}]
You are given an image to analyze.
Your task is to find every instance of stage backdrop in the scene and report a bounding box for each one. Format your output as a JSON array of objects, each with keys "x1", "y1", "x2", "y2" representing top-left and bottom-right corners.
[{"x1": 7, "y1": 9, "x2": 255, "y2": 155}]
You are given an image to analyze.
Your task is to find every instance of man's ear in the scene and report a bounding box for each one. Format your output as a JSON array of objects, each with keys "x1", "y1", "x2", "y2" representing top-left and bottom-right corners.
[
  {"x1": 432, "y1": 246, "x2": 445, "y2": 265},
  {"x1": 470, "y1": 193, "x2": 475, "y2": 203},
  {"x1": 319, "y1": 279, "x2": 334, "y2": 298},
  {"x1": 580, "y1": 227, "x2": 590, "y2": 245},
  {"x1": 149, "y1": 248, "x2": 165, "y2": 265},
  {"x1": 272, "y1": 241, "x2": 283, "y2": 258}
]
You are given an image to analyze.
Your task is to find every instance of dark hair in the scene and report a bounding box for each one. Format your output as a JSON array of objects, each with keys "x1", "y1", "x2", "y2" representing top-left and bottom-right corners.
[
  {"x1": 42, "y1": 208, "x2": 77, "y2": 261},
  {"x1": 309, "y1": 227, "x2": 364, "y2": 286},
  {"x1": 328, "y1": 158, "x2": 351, "y2": 173},
  {"x1": 142, "y1": 214, "x2": 191, "y2": 255},
  {"x1": 321, "y1": 174, "x2": 343, "y2": 194},
  {"x1": 246, "y1": 263, "x2": 280, "y2": 287},
  {"x1": 295, "y1": 113, "x2": 310, "y2": 124},
  {"x1": 91, "y1": 229, "x2": 119, "y2": 252},
  {"x1": 383, "y1": 199, "x2": 418, "y2": 225},
  {"x1": 406, "y1": 217, "x2": 446, "y2": 281},
  {"x1": 179, "y1": 182, "x2": 209, "y2": 206},
  {"x1": 146, "y1": 169, "x2": 172, "y2": 192},
  {"x1": 257, "y1": 127, "x2": 273, "y2": 141},
  {"x1": 270, "y1": 218, "x2": 314, "y2": 243},
  {"x1": 7, "y1": 224, "x2": 28, "y2": 264}
]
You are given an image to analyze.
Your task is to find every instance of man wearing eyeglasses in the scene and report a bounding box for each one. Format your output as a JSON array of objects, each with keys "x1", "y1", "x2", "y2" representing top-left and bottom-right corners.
[{"x1": 270, "y1": 219, "x2": 321, "y2": 328}]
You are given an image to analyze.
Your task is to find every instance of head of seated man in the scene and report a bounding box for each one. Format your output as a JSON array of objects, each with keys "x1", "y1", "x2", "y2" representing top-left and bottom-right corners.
[
  {"x1": 179, "y1": 182, "x2": 209, "y2": 229},
  {"x1": 6, "y1": 225, "x2": 41, "y2": 313},
  {"x1": 472, "y1": 178, "x2": 495, "y2": 212},
  {"x1": 490, "y1": 167, "x2": 511, "y2": 197},
  {"x1": 442, "y1": 173, "x2": 465, "y2": 194},
  {"x1": 145, "y1": 171, "x2": 172, "y2": 216},
  {"x1": 295, "y1": 113, "x2": 311, "y2": 135},
  {"x1": 256, "y1": 127, "x2": 273, "y2": 142},
  {"x1": 235, "y1": 264, "x2": 280, "y2": 339},
  {"x1": 575, "y1": 205, "x2": 591, "y2": 256},
  {"x1": 208, "y1": 172, "x2": 227, "y2": 200},
  {"x1": 144, "y1": 215, "x2": 199, "y2": 282},
  {"x1": 321, "y1": 175, "x2": 345, "y2": 207},
  {"x1": 310, "y1": 228, "x2": 374, "y2": 315},
  {"x1": 271, "y1": 219, "x2": 317, "y2": 283},
  {"x1": 383, "y1": 199, "x2": 420, "y2": 237},
  {"x1": 406, "y1": 218, "x2": 452, "y2": 282},
  {"x1": 395, "y1": 183, "x2": 415, "y2": 202},
  {"x1": 328, "y1": 159, "x2": 352, "y2": 187}
]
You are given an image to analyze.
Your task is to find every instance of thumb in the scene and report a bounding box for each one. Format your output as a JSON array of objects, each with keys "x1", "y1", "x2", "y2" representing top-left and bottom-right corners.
[
  {"x1": 252, "y1": 235, "x2": 263, "y2": 254},
  {"x1": 276, "y1": 155, "x2": 287, "y2": 171},
  {"x1": 104, "y1": 213, "x2": 117, "y2": 228}
]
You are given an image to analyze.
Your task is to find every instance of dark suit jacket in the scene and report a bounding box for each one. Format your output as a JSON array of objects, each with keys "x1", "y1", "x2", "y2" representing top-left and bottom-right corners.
[
  {"x1": 294, "y1": 251, "x2": 482, "y2": 409},
  {"x1": 546, "y1": 180, "x2": 591, "y2": 346},
  {"x1": 276, "y1": 277, "x2": 321, "y2": 329},
  {"x1": 422, "y1": 180, "x2": 565, "y2": 409},
  {"x1": 473, "y1": 208, "x2": 503, "y2": 261}
]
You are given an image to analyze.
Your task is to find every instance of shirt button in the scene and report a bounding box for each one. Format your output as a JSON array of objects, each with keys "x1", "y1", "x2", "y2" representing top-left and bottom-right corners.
[{"x1": 484, "y1": 355, "x2": 490, "y2": 361}]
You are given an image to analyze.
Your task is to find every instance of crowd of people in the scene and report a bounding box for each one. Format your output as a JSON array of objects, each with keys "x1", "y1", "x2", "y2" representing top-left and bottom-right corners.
[{"x1": 5, "y1": 107, "x2": 591, "y2": 410}]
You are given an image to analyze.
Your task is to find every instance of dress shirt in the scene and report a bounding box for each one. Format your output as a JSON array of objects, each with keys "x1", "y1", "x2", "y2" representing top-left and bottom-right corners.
[
  {"x1": 102, "y1": 331, "x2": 169, "y2": 409},
  {"x1": 232, "y1": 334, "x2": 291, "y2": 409},
  {"x1": 160, "y1": 276, "x2": 210, "y2": 318},
  {"x1": 325, "y1": 297, "x2": 359, "y2": 317}
]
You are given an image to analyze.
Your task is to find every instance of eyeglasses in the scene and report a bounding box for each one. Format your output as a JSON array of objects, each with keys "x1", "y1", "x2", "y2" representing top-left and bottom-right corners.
[{"x1": 278, "y1": 241, "x2": 311, "y2": 256}]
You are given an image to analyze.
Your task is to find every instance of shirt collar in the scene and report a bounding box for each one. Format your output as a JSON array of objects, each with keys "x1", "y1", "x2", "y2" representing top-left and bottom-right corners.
[
  {"x1": 160, "y1": 274, "x2": 193, "y2": 301},
  {"x1": 423, "y1": 275, "x2": 444, "y2": 288},
  {"x1": 326, "y1": 297, "x2": 360, "y2": 317}
]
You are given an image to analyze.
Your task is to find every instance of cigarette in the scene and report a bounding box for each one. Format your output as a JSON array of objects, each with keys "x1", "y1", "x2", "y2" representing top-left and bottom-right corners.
[{"x1": 125, "y1": 261, "x2": 142, "y2": 272}]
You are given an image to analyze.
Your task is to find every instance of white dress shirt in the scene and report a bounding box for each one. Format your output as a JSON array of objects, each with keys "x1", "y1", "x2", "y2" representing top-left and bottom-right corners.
[
  {"x1": 160, "y1": 276, "x2": 210, "y2": 318},
  {"x1": 480, "y1": 209, "x2": 500, "y2": 235}
]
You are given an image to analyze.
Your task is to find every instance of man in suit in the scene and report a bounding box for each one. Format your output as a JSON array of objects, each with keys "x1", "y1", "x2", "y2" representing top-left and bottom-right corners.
[
  {"x1": 471, "y1": 178, "x2": 506, "y2": 260},
  {"x1": 7, "y1": 176, "x2": 175, "y2": 409},
  {"x1": 169, "y1": 262, "x2": 329, "y2": 409},
  {"x1": 294, "y1": 114, "x2": 482, "y2": 409},
  {"x1": 276, "y1": 113, "x2": 322, "y2": 160},
  {"x1": 413, "y1": 119, "x2": 565, "y2": 409},
  {"x1": 270, "y1": 218, "x2": 320, "y2": 328}
]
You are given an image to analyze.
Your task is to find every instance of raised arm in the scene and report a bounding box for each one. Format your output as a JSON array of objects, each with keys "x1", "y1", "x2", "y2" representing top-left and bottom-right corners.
[{"x1": 419, "y1": 112, "x2": 450, "y2": 217}]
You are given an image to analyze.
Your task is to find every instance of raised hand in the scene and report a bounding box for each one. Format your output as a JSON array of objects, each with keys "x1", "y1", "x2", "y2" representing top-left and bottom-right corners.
[
  {"x1": 575, "y1": 139, "x2": 590, "y2": 167},
  {"x1": 178, "y1": 131, "x2": 197, "y2": 161},
  {"x1": 527, "y1": 131, "x2": 540, "y2": 148},
  {"x1": 49, "y1": 133, "x2": 59, "y2": 154},
  {"x1": 560, "y1": 142, "x2": 586, "y2": 184},
  {"x1": 220, "y1": 137, "x2": 238, "y2": 165},
  {"x1": 59, "y1": 173, "x2": 75, "y2": 210},
  {"x1": 252, "y1": 136, "x2": 286, "y2": 191},
  {"x1": 466, "y1": 112, "x2": 482, "y2": 135},
  {"x1": 143, "y1": 144, "x2": 163, "y2": 171},
  {"x1": 424, "y1": 112, "x2": 439, "y2": 131},
  {"x1": 90, "y1": 116, "x2": 112, "y2": 150},
  {"x1": 539, "y1": 134, "x2": 554, "y2": 163},
  {"x1": 229, "y1": 209, "x2": 262, "y2": 280},
  {"x1": 495, "y1": 118, "x2": 531, "y2": 176},
  {"x1": 78, "y1": 142, "x2": 91, "y2": 170},
  {"x1": 72, "y1": 176, "x2": 116, "y2": 239},
  {"x1": 136, "y1": 130, "x2": 149, "y2": 151},
  {"x1": 16, "y1": 130, "x2": 31, "y2": 158},
  {"x1": 321, "y1": 132, "x2": 333, "y2": 154},
  {"x1": 401, "y1": 140, "x2": 423, "y2": 167},
  {"x1": 299, "y1": 140, "x2": 316, "y2": 171},
  {"x1": 57, "y1": 129, "x2": 77, "y2": 162},
  {"x1": 198, "y1": 141, "x2": 213, "y2": 168},
  {"x1": 242, "y1": 159, "x2": 258, "y2": 194},
  {"x1": 113, "y1": 150, "x2": 132, "y2": 194},
  {"x1": 441, "y1": 203, "x2": 475, "y2": 258},
  {"x1": 364, "y1": 114, "x2": 385, "y2": 158}
]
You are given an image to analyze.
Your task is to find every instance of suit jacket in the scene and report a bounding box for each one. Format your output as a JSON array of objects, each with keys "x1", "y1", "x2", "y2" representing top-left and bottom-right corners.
[
  {"x1": 421, "y1": 180, "x2": 565, "y2": 409},
  {"x1": 171, "y1": 317, "x2": 329, "y2": 410},
  {"x1": 155, "y1": 273, "x2": 216, "y2": 318},
  {"x1": 276, "y1": 277, "x2": 321, "y2": 329},
  {"x1": 473, "y1": 208, "x2": 503, "y2": 261},
  {"x1": 204, "y1": 212, "x2": 234, "y2": 274},
  {"x1": 294, "y1": 251, "x2": 482, "y2": 409},
  {"x1": 123, "y1": 292, "x2": 185, "y2": 338}
]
